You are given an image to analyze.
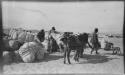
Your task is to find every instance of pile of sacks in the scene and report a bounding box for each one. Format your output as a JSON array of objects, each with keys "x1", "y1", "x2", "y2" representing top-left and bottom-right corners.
[
  {"x1": 3, "y1": 28, "x2": 47, "y2": 63},
  {"x1": 9, "y1": 28, "x2": 37, "y2": 44},
  {"x1": 3, "y1": 40, "x2": 47, "y2": 63}
]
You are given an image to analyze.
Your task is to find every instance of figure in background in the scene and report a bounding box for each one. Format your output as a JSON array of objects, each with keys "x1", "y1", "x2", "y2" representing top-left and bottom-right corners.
[
  {"x1": 48, "y1": 26, "x2": 60, "y2": 40},
  {"x1": 90, "y1": 28, "x2": 100, "y2": 54},
  {"x1": 47, "y1": 27, "x2": 60, "y2": 53}
]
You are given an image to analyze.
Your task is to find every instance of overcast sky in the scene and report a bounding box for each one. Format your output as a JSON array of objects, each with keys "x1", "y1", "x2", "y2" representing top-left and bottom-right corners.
[{"x1": 2, "y1": 1, "x2": 124, "y2": 34}]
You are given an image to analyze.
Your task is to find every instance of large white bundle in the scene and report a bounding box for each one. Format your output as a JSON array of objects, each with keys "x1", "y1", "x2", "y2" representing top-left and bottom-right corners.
[
  {"x1": 3, "y1": 51, "x2": 12, "y2": 64},
  {"x1": 18, "y1": 31, "x2": 27, "y2": 44},
  {"x1": 20, "y1": 52, "x2": 35, "y2": 63},
  {"x1": 19, "y1": 41, "x2": 46, "y2": 62},
  {"x1": 19, "y1": 42, "x2": 37, "y2": 63}
]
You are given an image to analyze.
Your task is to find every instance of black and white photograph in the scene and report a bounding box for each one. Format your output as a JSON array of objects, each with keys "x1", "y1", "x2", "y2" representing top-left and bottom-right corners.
[{"x1": 0, "y1": 0, "x2": 124, "y2": 74}]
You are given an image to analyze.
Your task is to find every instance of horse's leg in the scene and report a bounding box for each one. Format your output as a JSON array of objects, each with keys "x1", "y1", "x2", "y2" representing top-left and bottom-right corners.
[
  {"x1": 76, "y1": 50, "x2": 79, "y2": 62},
  {"x1": 67, "y1": 49, "x2": 71, "y2": 64},
  {"x1": 78, "y1": 48, "x2": 81, "y2": 62},
  {"x1": 64, "y1": 49, "x2": 66, "y2": 64},
  {"x1": 73, "y1": 50, "x2": 77, "y2": 61},
  {"x1": 80, "y1": 47, "x2": 84, "y2": 58}
]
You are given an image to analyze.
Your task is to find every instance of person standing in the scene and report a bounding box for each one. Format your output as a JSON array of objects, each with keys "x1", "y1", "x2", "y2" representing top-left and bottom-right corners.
[
  {"x1": 35, "y1": 29, "x2": 45, "y2": 43},
  {"x1": 90, "y1": 28, "x2": 100, "y2": 54}
]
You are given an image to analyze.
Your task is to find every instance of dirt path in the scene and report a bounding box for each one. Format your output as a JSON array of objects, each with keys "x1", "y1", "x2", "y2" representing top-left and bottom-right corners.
[{"x1": 3, "y1": 48, "x2": 124, "y2": 74}]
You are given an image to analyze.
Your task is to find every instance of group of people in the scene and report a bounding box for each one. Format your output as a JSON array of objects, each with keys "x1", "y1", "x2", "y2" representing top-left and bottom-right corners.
[
  {"x1": 37, "y1": 26, "x2": 101, "y2": 54},
  {"x1": 3, "y1": 26, "x2": 116, "y2": 64}
]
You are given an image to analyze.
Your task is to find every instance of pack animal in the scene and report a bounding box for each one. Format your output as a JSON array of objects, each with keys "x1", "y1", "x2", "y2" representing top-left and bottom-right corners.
[{"x1": 60, "y1": 32, "x2": 82, "y2": 64}]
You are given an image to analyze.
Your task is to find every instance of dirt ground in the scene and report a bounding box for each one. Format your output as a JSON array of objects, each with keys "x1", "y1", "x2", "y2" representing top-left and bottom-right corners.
[{"x1": 3, "y1": 38, "x2": 124, "y2": 74}]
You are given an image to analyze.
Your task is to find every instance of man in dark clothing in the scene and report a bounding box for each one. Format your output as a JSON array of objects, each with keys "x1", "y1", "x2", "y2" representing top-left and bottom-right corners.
[
  {"x1": 36, "y1": 29, "x2": 45, "y2": 42},
  {"x1": 90, "y1": 28, "x2": 100, "y2": 54}
]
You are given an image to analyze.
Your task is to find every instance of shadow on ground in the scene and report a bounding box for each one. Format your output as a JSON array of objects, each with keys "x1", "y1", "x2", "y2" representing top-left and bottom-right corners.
[
  {"x1": 5, "y1": 52, "x2": 120, "y2": 64},
  {"x1": 79, "y1": 54, "x2": 119, "y2": 64},
  {"x1": 35, "y1": 53, "x2": 64, "y2": 63}
]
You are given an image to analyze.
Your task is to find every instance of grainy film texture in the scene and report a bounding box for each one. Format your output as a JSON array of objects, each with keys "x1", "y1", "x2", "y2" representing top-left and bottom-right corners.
[{"x1": 1, "y1": 0, "x2": 124, "y2": 74}]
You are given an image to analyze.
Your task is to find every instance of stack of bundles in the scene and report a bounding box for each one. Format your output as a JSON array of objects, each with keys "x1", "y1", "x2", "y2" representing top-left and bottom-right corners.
[
  {"x1": 9, "y1": 28, "x2": 23, "y2": 40},
  {"x1": 18, "y1": 30, "x2": 36, "y2": 44},
  {"x1": 3, "y1": 35, "x2": 23, "y2": 63},
  {"x1": 3, "y1": 38, "x2": 22, "y2": 51},
  {"x1": 18, "y1": 41, "x2": 46, "y2": 63},
  {"x1": 9, "y1": 28, "x2": 38, "y2": 45},
  {"x1": 9, "y1": 28, "x2": 17, "y2": 40},
  {"x1": 9, "y1": 28, "x2": 15, "y2": 38}
]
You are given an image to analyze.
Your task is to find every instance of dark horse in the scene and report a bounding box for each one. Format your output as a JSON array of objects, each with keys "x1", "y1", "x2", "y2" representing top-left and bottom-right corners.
[{"x1": 60, "y1": 32, "x2": 82, "y2": 64}]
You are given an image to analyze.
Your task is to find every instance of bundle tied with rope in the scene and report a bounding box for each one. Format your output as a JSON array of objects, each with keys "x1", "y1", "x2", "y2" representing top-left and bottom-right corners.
[{"x1": 18, "y1": 29, "x2": 46, "y2": 63}]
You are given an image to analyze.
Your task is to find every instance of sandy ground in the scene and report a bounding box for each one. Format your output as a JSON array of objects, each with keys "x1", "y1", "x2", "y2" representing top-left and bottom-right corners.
[
  {"x1": 3, "y1": 48, "x2": 124, "y2": 74},
  {"x1": 3, "y1": 38, "x2": 124, "y2": 74}
]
